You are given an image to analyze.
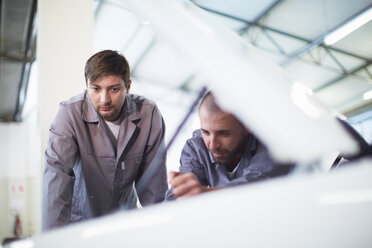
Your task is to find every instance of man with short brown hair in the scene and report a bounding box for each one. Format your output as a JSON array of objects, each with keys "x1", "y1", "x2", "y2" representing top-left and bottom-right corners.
[{"x1": 43, "y1": 50, "x2": 167, "y2": 230}]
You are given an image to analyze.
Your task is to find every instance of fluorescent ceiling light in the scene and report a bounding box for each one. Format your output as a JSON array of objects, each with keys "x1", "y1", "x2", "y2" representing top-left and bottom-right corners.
[
  {"x1": 324, "y1": 7, "x2": 372, "y2": 45},
  {"x1": 363, "y1": 89, "x2": 372, "y2": 100}
]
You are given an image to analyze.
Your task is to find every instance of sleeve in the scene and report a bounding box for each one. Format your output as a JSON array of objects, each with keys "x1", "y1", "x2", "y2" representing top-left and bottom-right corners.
[
  {"x1": 42, "y1": 103, "x2": 78, "y2": 231},
  {"x1": 165, "y1": 137, "x2": 208, "y2": 201},
  {"x1": 136, "y1": 105, "x2": 168, "y2": 206},
  {"x1": 179, "y1": 139, "x2": 208, "y2": 185}
]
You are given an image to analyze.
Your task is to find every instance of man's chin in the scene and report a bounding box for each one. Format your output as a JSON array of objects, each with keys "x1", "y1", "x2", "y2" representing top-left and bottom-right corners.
[
  {"x1": 213, "y1": 157, "x2": 230, "y2": 165},
  {"x1": 99, "y1": 112, "x2": 115, "y2": 121},
  {"x1": 99, "y1": 111, "x2": 110, "y2": 117}
]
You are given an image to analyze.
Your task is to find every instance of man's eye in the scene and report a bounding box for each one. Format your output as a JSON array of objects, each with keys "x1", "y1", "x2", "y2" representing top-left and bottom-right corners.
[
  {"x1": 91, "y1": 87, "x2": 99, "y2": 91},
  {"x1": 201, "y1": 130, "x2": 209, "y2": 135},
  {"x1": 111, "y1": 88, "x2": 119, "y2": 92},
  {"x1": 219, "y1": 132, "x2": 231, "y2": 136}
]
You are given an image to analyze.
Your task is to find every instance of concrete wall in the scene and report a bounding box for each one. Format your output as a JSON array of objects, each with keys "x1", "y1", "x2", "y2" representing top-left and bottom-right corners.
[
  {"x1": 37, "y1": 0, "x2": 94, "y2": 235},
  {"x1": 0, "y1": 110, "x2": 39, "y2": 241},
  {"x1": 0, "y1": 0, "x2": 93, "y2": 242}
]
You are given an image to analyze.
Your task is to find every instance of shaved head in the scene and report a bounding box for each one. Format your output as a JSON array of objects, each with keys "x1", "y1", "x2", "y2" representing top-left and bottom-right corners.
[
  {"x1": 199, "y1": 92, "x2": 221, "y2": 114},
  {"x1": 198, "y1": 92, "x2": 249, "y2": 170}
]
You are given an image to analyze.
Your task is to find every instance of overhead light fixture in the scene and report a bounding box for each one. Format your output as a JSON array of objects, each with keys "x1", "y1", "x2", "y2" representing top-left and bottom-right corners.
[
  {"x1": 363, "y1": 89, "x2": 372, "y2": 100},
  {"x1": 324, "y1": 7, "x2": 372, "y2": 45}
]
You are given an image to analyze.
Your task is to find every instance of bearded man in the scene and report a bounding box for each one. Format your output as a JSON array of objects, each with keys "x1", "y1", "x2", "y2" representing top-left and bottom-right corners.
[{"x1": 167, "y1": 92, "x2": 287, "y2": 199}]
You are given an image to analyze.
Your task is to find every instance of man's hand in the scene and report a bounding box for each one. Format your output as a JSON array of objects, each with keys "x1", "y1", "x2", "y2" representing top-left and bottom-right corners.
[
  {"x1": 169, "y1": 171, "x2": 202, "y2": 198},
  {"x1": 169, "y1": 171, "x2": 219, "y2": 198}
]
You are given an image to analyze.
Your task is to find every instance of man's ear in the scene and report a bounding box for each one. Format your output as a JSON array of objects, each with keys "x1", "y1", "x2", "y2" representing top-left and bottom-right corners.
[{"x1": 126, "y1": 79, "x2": 132, "y2": 93}]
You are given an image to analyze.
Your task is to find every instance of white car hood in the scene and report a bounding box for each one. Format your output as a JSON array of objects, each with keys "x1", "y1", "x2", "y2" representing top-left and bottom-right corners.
[
  {"x1": 23, "y1": 158, "x2": 372, "y2": 248},
  {"x1": 122, "y1": 0, "x2": 358, "y2": 163}
]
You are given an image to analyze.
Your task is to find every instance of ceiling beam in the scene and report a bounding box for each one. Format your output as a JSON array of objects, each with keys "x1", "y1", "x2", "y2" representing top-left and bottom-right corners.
[
  {"x1": 324, "y1": 47, "x2": 347, "y2": 74},
  {"x1": 13, "y1": 0, "x2": 38, "y2": 122},
  {"x1": 314, "y1": 60, "x2": 372, "y2": 93},
  {"x1": 241, "y1": 0, "x2": 283, "y2": 33},
  {"x1": 0, "y1": 53, "x2": 35, "y2": 63},
  {"x1": 0, "y1": 0, "x2": 2, "y2": 56},
  {"x1": 343, "y1": 100, "x2": 372, "y2": 117},
  {"x1": 196, "y1": 5, "x2": 371, "y2": 62},
  {"x1": 280, "y1": 4, "x2": 372, "y2": 66},
  {"x1": 194, "y1": 3, "x2": 372, "y2": 115},
  {"x1": 262, "y1": 29, "x2": 286, "y2": 55},
  {"x1": 94, "y1": 0, "x2": 103, "y2": 17}
]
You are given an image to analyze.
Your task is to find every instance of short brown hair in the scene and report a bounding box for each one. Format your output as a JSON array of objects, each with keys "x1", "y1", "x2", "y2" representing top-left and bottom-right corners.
[{"x1": 84, "y1": 50, "x2": 130, "y2": 88}]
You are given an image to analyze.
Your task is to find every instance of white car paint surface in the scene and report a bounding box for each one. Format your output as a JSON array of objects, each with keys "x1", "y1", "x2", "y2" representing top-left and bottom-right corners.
[{"x1": 11, "y1": 158, "x2": 372, "y2": 248}]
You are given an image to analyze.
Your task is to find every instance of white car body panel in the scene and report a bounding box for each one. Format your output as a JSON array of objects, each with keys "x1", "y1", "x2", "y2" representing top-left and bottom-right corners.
[
  {"x1": 121, "y1": 0, "x2": 358, "y2": 163},
  {"x1": 16, "y1": 159, "x2": 372, "y2": 248}
]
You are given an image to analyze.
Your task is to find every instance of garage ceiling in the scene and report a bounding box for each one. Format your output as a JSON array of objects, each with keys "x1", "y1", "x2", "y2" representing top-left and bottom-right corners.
[
  {"x1": 94, "y1": 0, "x2": 372, "y2": 121},
  {"x1": 0, "y1": 0, "x2": 371, "y2": 122},
  {"x1": 192, "y1": 0, "x2": 372, "y2": 116},
  {"x1": 0, "y1": 0, "x2": 37, "y2": 122}
]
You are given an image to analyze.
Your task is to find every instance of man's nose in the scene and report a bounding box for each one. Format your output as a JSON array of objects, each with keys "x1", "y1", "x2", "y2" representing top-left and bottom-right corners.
[
  {"x1": 209, "y1": 135, "x2": 220, "y2": 150},
  {"x1": 100, "y1": 90, "x2": 110, "y2": 104}
]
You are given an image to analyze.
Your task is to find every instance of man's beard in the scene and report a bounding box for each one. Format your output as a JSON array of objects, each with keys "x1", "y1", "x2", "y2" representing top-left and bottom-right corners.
[
  {"x1": 210, "y1": 137, "x2": 246, "y2": 165},
  {"x1": 211, "y1": 149, "x2": 234, "y2": 165}
]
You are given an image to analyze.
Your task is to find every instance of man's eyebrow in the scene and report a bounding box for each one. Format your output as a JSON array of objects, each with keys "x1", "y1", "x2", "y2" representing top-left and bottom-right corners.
[
  {"x1": 216, "y1": 130, "x2": 231, "y2": 134},
  {"x1": 108, "y1": 84, "x2": 123, "y2": 88},
  {"x1": 89, "y1": 82, "x2": 100, "y2": 87},
  {"x1": 88, "y1": 83, "x2": 123, "y2": 88}
]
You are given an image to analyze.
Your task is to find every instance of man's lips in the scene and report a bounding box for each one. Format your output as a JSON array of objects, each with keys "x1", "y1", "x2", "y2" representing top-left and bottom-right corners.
[
  {"x1": 99, "y1": 106, "x2": 112, "y2": 111},
  {"x1": 213, "y1": 153, "x2": 223, "y2": 158},
  {"x1": 212, "y1": 151, "x2": 226, "y2": 158}
]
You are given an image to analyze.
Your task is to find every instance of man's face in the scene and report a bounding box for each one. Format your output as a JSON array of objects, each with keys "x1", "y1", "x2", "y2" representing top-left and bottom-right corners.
[
  {"x1": 199, "y1": 108, "x2": 248, "y2": 165},
  {"x1": 87, "y1": 75, "x2": 131, "y2": 122}
]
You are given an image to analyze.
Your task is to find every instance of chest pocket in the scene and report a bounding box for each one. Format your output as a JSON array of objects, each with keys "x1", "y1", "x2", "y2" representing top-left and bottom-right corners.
[{"x1": 115, "y1": 152, "x2": 143, "y2": 188}]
